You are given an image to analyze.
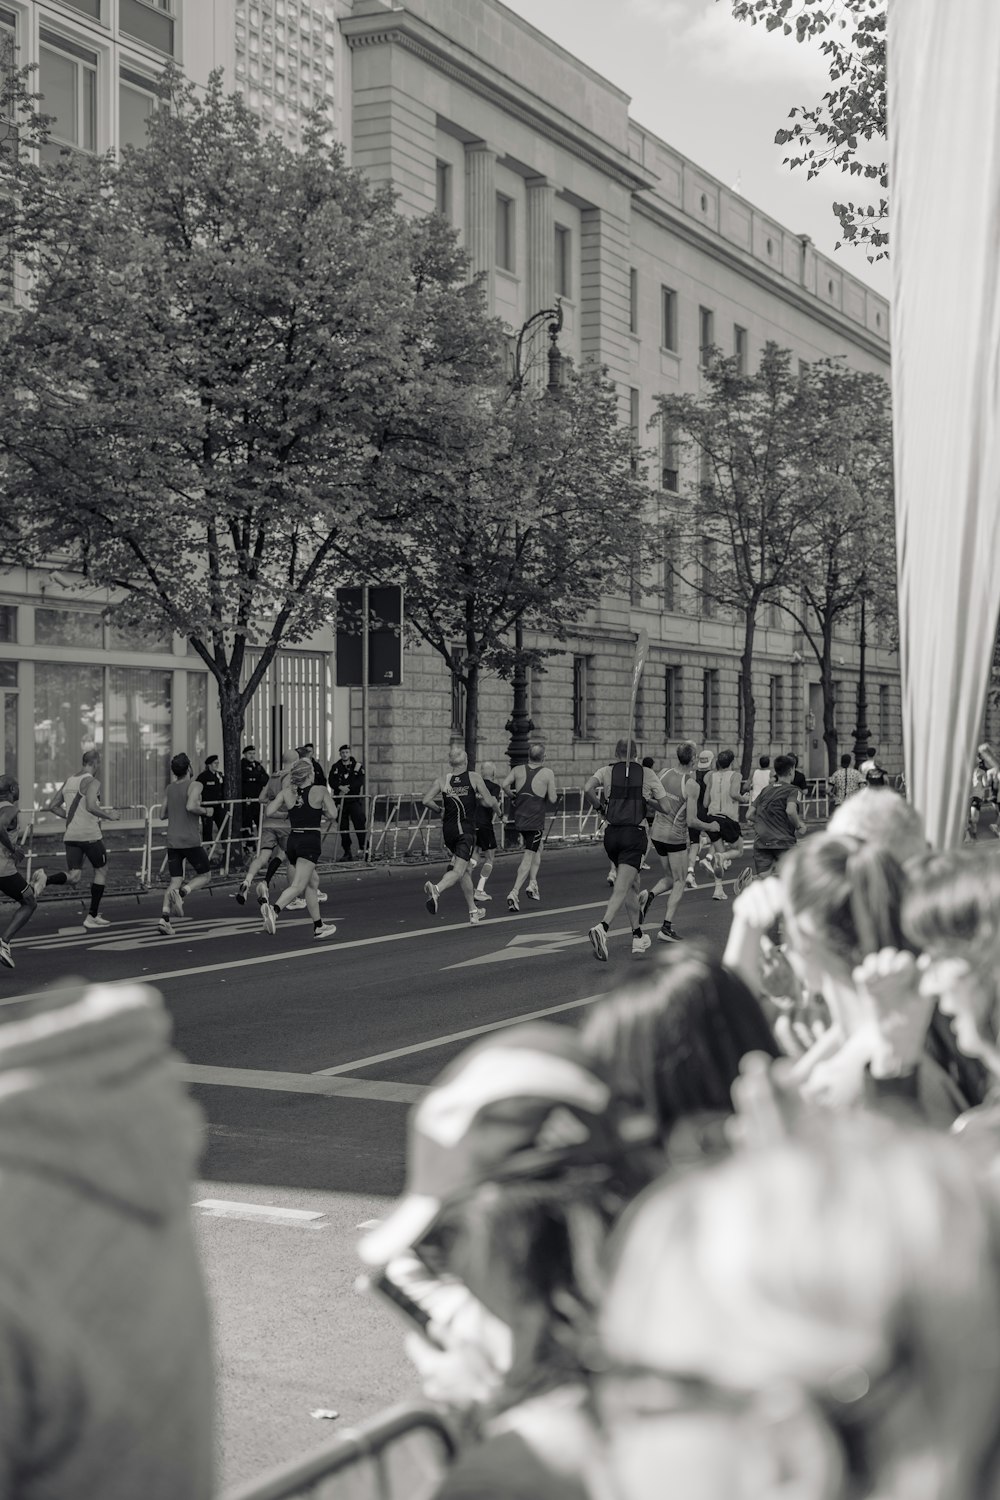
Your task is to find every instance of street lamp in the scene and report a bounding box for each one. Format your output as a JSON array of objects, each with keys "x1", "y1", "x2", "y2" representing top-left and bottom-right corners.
[
  {"x1": 505, "y1": 301, "x2": 563, "y2": 768},
  {"x1": 852, "y1": 591, "x2": 872, "y2": 767}
]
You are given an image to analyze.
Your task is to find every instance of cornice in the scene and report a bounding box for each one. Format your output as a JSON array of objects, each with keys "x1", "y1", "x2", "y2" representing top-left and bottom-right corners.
[
  {"x1": 340, "y1": 13, "x2": 658, "y2": 197},
  {"x1": 633, "y1": 196, "x2": 890, "y2": 365}
]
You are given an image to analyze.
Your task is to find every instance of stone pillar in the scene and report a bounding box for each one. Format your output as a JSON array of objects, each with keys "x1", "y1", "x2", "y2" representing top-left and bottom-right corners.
[
  {"x1": 524, "y1": 177, "x2": 556, "y2": 386},
  {"x1": 465, "y1": 142, "x2": 496, "y2": 308}
]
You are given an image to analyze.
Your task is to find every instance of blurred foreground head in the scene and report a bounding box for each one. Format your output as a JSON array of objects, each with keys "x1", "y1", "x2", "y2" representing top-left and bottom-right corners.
[
  {"x1": 597, "y1": 1115, "x2": 1000, "y2": 1500},
  {"x1": 828, "y1": 787, "x2": 928, "y2": 862}
]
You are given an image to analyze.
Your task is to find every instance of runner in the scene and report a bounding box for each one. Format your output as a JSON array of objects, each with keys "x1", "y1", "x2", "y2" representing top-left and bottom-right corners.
[
  {"x1": 234, "y1": 748, "x2": 296, "y2": 906},
  {"x1": 47, "y1": 748, "x2": 119, "y2": 930},
  {"x1": 157, "y1": 754, "x2": 214, "y2": 937},
  {"x1": 258, "y1": 758, "x2": 338, "y2": 939},
  {"x1": 639, "y1": 740, "x2": 698, "y2": 943},
  {"x1": 422, "y1": 748, "x2": 499, "y2": 925},
  {"x1": 749, "y1": 754, "x2": 773, "y2": 805},
  {"x1": 472, "y1": 759, "x2": 503, "y2": 904},
  {"x1": 704, "y1": 748, "x2": 744, "y2": 901},
  {"x1": 746, "y1": 752, "x2": 807, "y2": 877},
  {"x1": 501, "y1": 742, "x2": 557, "y2": 912},
  {"x1": 685, "y1": 749, "x2": 717, "y2": 889},
  {"x1": 0, "y1": 776, "x2": 47, "y2": 969},
  {"x1": 969, "y1": 755, "x2": 989, "y2": 840},
  {"x1": 583, "y1": 738, "x2": 673, "y2": 960}
]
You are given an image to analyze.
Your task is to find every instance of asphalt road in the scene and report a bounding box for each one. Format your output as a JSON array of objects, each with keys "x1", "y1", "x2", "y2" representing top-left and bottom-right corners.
[{"x1": 0, "y1": 840, "x2": 740, "y2": 1490}]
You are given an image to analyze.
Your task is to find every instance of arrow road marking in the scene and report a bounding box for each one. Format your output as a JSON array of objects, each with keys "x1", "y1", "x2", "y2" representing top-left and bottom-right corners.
[{"x1": 442, "y1": 929, "x2": 589, "y2": 970}]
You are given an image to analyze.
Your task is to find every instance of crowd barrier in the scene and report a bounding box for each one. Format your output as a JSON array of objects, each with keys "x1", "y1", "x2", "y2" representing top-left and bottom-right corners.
[{"x1": 221, "y1": 1402, "x2": 458, "y2": 1500}]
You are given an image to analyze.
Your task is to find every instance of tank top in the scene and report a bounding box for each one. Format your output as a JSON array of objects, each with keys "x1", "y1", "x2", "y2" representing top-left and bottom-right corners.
[
  {"x1": 651, "y1": 767, "x2": 689, "y2": 845},
  {"x1": 476, "y1": 778, "x2": 501, "y2": 832},
  {"x1": 62, "y1": 772, "x2": 103, "y2": 843},
  {"x1": 288, "y1": 786, "x2": 323, "y2": 832},
  {"x1": 513, "y1": 766, "x2": 549, "y2": 832},
  {"x1": 605, "y1": 761, "x2": 645, "y2": 827},
  {"x1": 0, "y1": 801, "x2": 18, "y2": 878},
  {"x1": 164, "y1": 780, "x2": 203, "y2": 850},
  {"x1": 442, "y1": 771, "x2": 477, "y2": 834},
  {"x1": 753, "y1": 782, "x2": 797, "y2": 849},
  {"x1": 262, "y1": 773, "x2": 289, "y2": 831},
  {"x1": 708, "y1": 768, "x2": 741, "y2": 820}
]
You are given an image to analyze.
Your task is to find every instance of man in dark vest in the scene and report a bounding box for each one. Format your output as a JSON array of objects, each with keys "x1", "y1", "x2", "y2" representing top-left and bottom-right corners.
[
  {"x1": 500, "y1": 741, "x2": 557, "y2": 912},
  {"x1": 583, "y1": 739, "x2": 673, "y2": 961}
]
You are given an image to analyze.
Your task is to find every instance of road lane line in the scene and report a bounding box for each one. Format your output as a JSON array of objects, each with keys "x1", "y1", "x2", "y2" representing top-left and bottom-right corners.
[
  {"x1": 180, "y1": 1064, "x2": 425, "y2": 1105},
  {"x1": 193, "y1": 1199, "x2": 328, "y2": 1227},
  {"x1": 313, "y1": 990, "x2": 610, "y2": 1076}
]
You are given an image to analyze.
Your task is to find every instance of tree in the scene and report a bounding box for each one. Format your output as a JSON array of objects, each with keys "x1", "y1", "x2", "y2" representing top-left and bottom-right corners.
[
  {"x1": 779, "y1": 360, "x2": 896, "y2": 770},
  {"x1": 0, "y1": 66, "x2": 496, "y2": 807},
  {"x1": 656, "y1": 344, "x2": 818, "y2": 778},
  {"x1": 361, "y1": 364, "x2": 650, "y2": 765},
  {"x1": 727, "y1": 0, "x2": 887, "y2": 259}
]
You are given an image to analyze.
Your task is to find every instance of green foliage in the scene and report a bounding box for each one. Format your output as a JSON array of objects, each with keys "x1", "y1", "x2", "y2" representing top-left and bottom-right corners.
[{"x1": 727, "y1": 0, "x2": 888, "y2": 259}]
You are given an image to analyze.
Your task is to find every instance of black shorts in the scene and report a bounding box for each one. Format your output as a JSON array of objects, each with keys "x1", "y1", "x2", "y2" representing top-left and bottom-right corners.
[
  {"x1": 704, "y1": 815, "x2": 742, "y2": 847},
  {"x1": 65, "y1": 839, "x2": 107, "y2": 871},
  {"x1": 0, "y1": 872, "x2": 29, "y2": 903},
  {"x1": 517, "y1": 828, "x2": 544, "y2": 854},
  {"x1": 972, "y1": 797, "x2": 984, "y2": 811},
  {"x1": 444, "y1": 828, "x2": 476, "y2": 864},
  {"x1": 651, "y1": 838, "x2": 687, "y2": 858},
  {"x1": 287, "y1": 830, "x2": 322, "y2": 866},
  {"x1": 167, "y1": 845, "x2": 211, "y2": 879},
  {"x1": 603, "y1": 824, "x2": 647, "y2": 872},
  {"x1": 475, "y1": 824, "x2": 498, "y2": 853}
]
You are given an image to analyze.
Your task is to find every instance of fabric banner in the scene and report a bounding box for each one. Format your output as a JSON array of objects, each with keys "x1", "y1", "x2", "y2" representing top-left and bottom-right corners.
[{"x1": 889, "y1": 0, "x2": 1000, "y2": 848}]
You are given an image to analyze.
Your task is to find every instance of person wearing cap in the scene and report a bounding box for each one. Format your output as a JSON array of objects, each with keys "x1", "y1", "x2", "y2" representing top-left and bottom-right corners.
[
  {"x1": 295, "y1": 742, "x2": 328, "y2": 788},
  {"x1": 584, "y1": 739, "x2": 674, "y2": 961},
  {"x1": 358, "y1": 1022, "x2": 650, "y2": 1500},
  {"x1": 239, "y1": 745, "x2": 268, "y2": 846}
]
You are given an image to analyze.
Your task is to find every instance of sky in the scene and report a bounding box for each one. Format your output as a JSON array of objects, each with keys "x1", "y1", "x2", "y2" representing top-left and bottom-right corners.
[{"x1": 499, "y1": 0, "x2": 890, "y2": 297}]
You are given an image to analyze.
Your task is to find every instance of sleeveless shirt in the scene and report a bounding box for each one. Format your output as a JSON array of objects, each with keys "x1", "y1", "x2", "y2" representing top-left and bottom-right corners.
[
  {"x1": 476, "y1": 778, "x2": 501, "y2": 832},
  {"x1": 262, "y1": 773, "x2": 290, "y2": 832},
  {"x1": 164, "y1": 781, "x2": 203, "y2": 850},
  {"x1": 651, "y1": 767, "x2": 689, "y2": 845},
  {"x1": 288, "y1": 787, "x2": 323, "y2": 832},
  {"x1": 442, "y1": 771, "x2": 477, "y2": 835},
  {"x1": 753, "y1": 782, "x2": 798, "y2": 849},
  {"x1": 62, "y1": 773, "x2": 103, "y2": 843},
  {"x1": 513, "y1": 766, "x2": 549, "y2": 833}
]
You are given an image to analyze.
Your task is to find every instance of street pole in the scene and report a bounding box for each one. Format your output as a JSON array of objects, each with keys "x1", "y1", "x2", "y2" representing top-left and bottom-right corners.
[
  {"x1": 852, "y1": 592, "x2": 871, "y2": 767},
  {"x1": 505, "y1": 303, "x2": 563, "y2": 769},
  {"x1": 361, "y1": 582, "x2": 370, "y2": 812}
]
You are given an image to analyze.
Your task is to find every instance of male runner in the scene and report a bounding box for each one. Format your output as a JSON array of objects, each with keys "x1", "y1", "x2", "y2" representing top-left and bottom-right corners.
[
  {"x1": 638, "y1": 740, "x2": 698, "y2": 943},
  {"x1": 583, "y1": 739, "x2": 673, "y2": 960},
  {"x1": 47, "y1": 748, "x2": 119, "y2": 930},
  {"x1": 422, "y1": 748, "x2": 499, "y2": 925},
  {"x1": 746, "y1": 753, "x2": 807, "y2": 877},
  {"x1": 704, "y1": 748, "x2": 744, "y2": 900},
  {"x1": 685, "y1": 749, "x2": 717, "y2": 889},
  {"x1": 157, "y1": 753, "x2": 213, "y2": 936},
  {"x1": 472, "y1": 759, "x2": 503, "y2": 903},
  {"x1": 501, "y1": 742, "x2": 557, "y2": 912},
  {"x1": 235, "y1": 748, "x2": 297, "y2": 905},
  {"x1": 0, "y1": 776, "x2": 48, "y2": 969}
]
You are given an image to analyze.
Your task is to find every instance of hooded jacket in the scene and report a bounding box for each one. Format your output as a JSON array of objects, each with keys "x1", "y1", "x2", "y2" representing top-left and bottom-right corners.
[{"x1": 0, "y1": 984, "x2": 213, "y2": 1500}]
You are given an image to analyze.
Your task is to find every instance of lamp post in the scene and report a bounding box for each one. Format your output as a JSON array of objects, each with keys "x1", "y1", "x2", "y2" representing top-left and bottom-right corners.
[
  {"x1": 852, "y1": 591, "x2": 872, "y2": 768},
  {"x1": 505, "y1": 302, "x2": 563, "y2": 768}
]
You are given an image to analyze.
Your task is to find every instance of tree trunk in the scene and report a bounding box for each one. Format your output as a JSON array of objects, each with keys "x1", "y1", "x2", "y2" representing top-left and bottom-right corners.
[
  {"x1": 820, "y1": 617, "x2": 838, "y2": 773},
  {"x1": 739, "y1": 608, "x2": 758, "y2": 781},
  {"x1": 217, "y1": 677, "x2": 248, "y2": 851},
  {"x1": 464, "y1": 661, "x2": 480, "y2": 769}
]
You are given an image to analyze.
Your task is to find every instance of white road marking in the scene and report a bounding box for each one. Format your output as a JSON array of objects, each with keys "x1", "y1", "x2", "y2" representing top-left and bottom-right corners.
[
  {"x1": 313, "y1": 989, "x2": 609, "y2": 1077},
  {"x1": 193, "y1": 1198, "x2": 327, "y2": 1227},
  {"x1": 180, "y1": 1064, "x2": 425, "y2": 1105},
  {"x1": 442, "y1": 929, "x2": 595, "y2": 970}
]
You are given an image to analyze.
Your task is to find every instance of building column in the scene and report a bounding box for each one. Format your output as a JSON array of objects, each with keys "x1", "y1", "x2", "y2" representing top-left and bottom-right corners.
[
  {"x1": 523, "y1": 177, "x2": 556, "y2": 386},
  {"x1": 465, "y1": 142, "x2": 496, "y2": 307}
]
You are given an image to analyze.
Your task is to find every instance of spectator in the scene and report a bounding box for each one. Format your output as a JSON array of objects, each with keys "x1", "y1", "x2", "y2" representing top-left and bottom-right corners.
[
  {"x1": 195, "y1": 754, "x2": 225, "y2": 846},
  {"x1": 748, "y1": 754, "x2": 772, "y2": 804},
  {"x1": 329, "y1": 744, "x2": 366, "y2": 861},
  {"x1": 295, "y1": 742, "x2": 327, "y2": 788},
  {"x1": 596, "y1": 1115, "x2": 1000, "y2": 1500},
  {"x1": 239, "y1": 745, "x2": 268, "y2": 845},
  {"x1": 0, "y1": 981, "x2": 214, "y2": 1498},
  {"x1": 829, "y1": 752, "x2": 864, "y2": 806},
  {"x1": 787, "y1": 751, "x2": 808, "y2": 792}
]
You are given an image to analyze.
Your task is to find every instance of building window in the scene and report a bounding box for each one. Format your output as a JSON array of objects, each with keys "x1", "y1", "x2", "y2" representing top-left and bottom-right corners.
[
  {"x1": 879, "y1": 683, "x2": 890, "y2": 742},
  {"x1": 0, "y1": 604, "x2": 16, "y2": 643},
  {"x1": 734, "y1": 324, "x2": 747, "y2": 374},
  {"x1": 35, "y1": 606, "x2": 104, "y2": 647},
  {"x1": 554, "y1": 224, "x2": 571, "y2": 298},
  {"x1": 119, "y1": 0, "x2": 175, "y2": 57},
  {"x1": 798, "y1": 358, "x2": 810, "y2": 383},
  {"x1": 495, "y1": 193, "x2": 514, "y2": 272},
  {"x1": 769, "y1": 674, "x2": 783, "y2": 741},
  {"x1": 572, "y1": 655, "x2": 590, "y2": 739},
  {"x1": 629, "y1": 387, "x2": 640, "y2": 476},
  {"x1": 119, "y1": 65, "x2": 158, "y2": 150},
  {"x1": 2, "y1": 678, "x2": 17, "y2": 782},
  {"x1": 661, "y1": 523, "x2": 675, "y2": 611},
  {"x1": 702, "y1": 669, "x2": 718, "y2": 740},
  {"x1": 701, "y1": 537, "x2": 717, "y2": 618},
  {"x1": 61, "y1": 0, "x2": 102, "y2": 17},
  {"x1": 661, "y1": 416, "x2": 679, "y2": 492},
  {"x1": 629, "y1": 267, "x2": 638, "y2": 335},
  {"x1": 38, "y1": 29, "x2": 98, "y2": 162},
  {"x1": 34, "y1": 661, "x2": 104, "y2": 810},
  {"x1": 435, "y1": 159, "x2": 451, "y2": 219},
  {"x1": 664, "y1": 666, "x2": 679, "y2": 738},
  {"x1": 661, "y1": 286, "x2": 678, "y2": 352},
  {"x1": 107, "y1": 666, "x2": 172, "y2": 810},
  {"x1": 108, "y1": 617, "x2": 173, "y2": 651},
  {"x1": 698, "y1": 305, "x2": 714, "y2": 363}
]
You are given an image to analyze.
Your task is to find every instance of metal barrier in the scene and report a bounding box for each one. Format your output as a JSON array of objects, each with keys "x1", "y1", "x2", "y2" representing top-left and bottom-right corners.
[
  {"x1": 20, "y1": 804, "x2": 152, "y2": 891},
  {"x1": 220, "y1": 1402, "x2": 458, "y2": 1500}
]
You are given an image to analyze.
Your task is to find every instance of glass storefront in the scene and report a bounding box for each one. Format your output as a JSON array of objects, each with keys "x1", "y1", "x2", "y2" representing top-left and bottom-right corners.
[
  {"x1": 186, "y1": 671, "x2": 208, "y2": 767},
  {"x1": 34, "y1": 662, "x2": 104, "y2": 809},
  {"x1": 107, "y1": 667, "x2": 172, "y2": 811}
]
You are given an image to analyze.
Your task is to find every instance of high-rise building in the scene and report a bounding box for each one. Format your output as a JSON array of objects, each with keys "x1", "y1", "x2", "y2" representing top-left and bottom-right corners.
[{"x1": 232, "y1": 0, "x2": 344, "y2": 147}]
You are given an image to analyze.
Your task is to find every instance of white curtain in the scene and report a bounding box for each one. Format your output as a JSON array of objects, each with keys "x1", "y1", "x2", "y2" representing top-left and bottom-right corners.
[{"x1": 889, "y1": 0, "x2": 1000, "y2": 848}]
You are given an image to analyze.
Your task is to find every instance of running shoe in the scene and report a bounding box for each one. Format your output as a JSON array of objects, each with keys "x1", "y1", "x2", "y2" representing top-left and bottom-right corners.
[
  {"x1": 640, "y1": 860, "x2": 651, "y2": 871},
  {"x1": 168, "y1": 886, "x2": 185, "y2": 918},
  {"x1": 638, "y1": 889, "x2": 652, "y2": 923},
  {"x1": 0, "y1": 939, "x2": 13, "y2": 969},
  {"x1": 507, "y1": 893, "x2": 520, "y2": 913},
  {"x1": 657, "y1": 921, "x2": 681, "y2": 943},
  {"x1": 631, "y1": 933, "x2": 652, "y2": 956},
  {"x1": 469, "y1": 908, "x2": 483, "y2": 925},
  {"x1": 317, "y1": 892, "x2": 328, "y2": 902},
  {"x1": 313, "y1": 922, "x2": 337, "y2": 940},
  {"x1": 30, "y1": 869, "x2": 47, "y2": 897},
  {"x1": 255, "y1": 881, "x2": 270, "y2": 907},
  {"x1": 83, "y1": 914, "x2": 111, "y2": 929},
  {"x1": 589, "y1": 924, "x2": 609, "y2": 961},
  {"x1": 157, "y1": 917, "x2": 174, "y2": 937},
  {"x1": 526, "y1": 882, "x2": 540, "y2": 901},
  {"x1": 234, "y1": 881, "x2": 250, "y2": 906},
  {"x1": 712, "y1": 885, "x2": 728, "y2": 902},
  {"x1": 424, "y1": 881, "x2": 439, "y2": 915},
  {"x1": 733, "y1": 866, "x2": 753, "y2": 895},
  {"x1": 685, "y1": 870, "x2": 697, "y2": 890},
  {"x1": 474, "y1": 888, "x2": 492, "y2": 903},
  {"x1": 261, "y1": 901, "x2": 277, "y2": 935},
  {"x1": 286, "y1": 897, "x2": 307, "y2": 910}
]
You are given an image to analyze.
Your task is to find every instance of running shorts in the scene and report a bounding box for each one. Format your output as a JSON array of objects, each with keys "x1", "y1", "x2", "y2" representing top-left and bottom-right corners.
[
  {"x1": 651, "y1": 838, "x2": 687, "y2": 858},
  {"x1": 260, "y1": 827, "x2": 289, "y2": 853},
  {"x1": 65, "y1": 839, "x2": 107, "y2": 871},
  {"x1": 972, "y1": 797, "x2": 984, "y2": 811},
  {"x1": 475, "y1": 824, "x2": 498, "y2": 853},
  {"x1": 753, "y1": 846, "x2": 791, "y2": 878},
  {"x1": 518, "y1": 828, "x2": 544, "y2": 854},
  {"x1": 287, "y1": 830, "x2": 322, "y2": 866},
  {"x1": 603, "y1": 824, "x2": 647, "y2": 872},
  {"x1": 0, "y1": 872, "x2": 30, "y2": 903},
  {"x1": 704, "y1": 815, "x2": 742, "y2": 847},
  {"x1": 167, "y1": 845, "x2": 211, "y2": 879},
  {"x1": 444, "y1": 828, "x2": 476, "y2": 864}
]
